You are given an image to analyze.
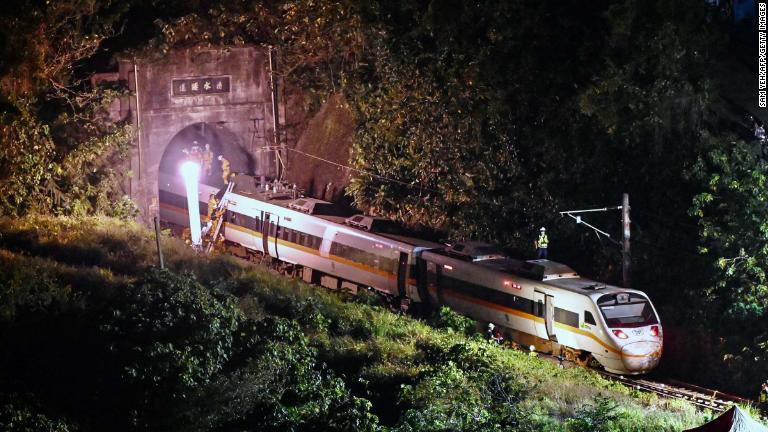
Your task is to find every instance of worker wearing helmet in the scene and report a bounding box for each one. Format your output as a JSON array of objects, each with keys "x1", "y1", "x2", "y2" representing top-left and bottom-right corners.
[
  {"x1": 487, "y1": 323, "x2": 496, "y2": 342},
  {"x1": 535, "y1": 227, "x2": 549, "y2": 259},
  {"x1": 207, "y1": 193, "x2": 218, "y2": 221},
  {"x1": 217, "y1": 155, "x2": 231, "y2": 186},
  {"x1": 487, "y1": 323, "x2": 504, "y2": 345}
]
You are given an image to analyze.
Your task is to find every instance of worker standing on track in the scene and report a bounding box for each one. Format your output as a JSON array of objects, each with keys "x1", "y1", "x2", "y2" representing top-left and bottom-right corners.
[
  {"x1": 535, "y1": 227, "x2": 549, "y2": 259},
  {"x1": 760, "y1": 382, "x2": 768, "y2": 407},
  {"x1": 218, "y1": 155, "x2": 231, "y2": 186}
]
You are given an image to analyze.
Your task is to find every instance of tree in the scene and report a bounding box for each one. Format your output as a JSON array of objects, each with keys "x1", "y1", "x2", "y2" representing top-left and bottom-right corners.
[
  {"x1": 103, "y1": 268, "x2": 242, "y2": 429},
  {"x1": 0, "y1": 0, "x2": 135, "y2": 218},
  {"x1": 348, "y1": 0, "x2": 610, "y2": 247}
]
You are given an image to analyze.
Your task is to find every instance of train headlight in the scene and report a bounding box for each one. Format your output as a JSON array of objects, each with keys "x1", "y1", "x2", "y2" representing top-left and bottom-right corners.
[
  {"x1": 612, "y1": 329, "x2": 629, "y2": 339},
  {"x1": 650, "y1": 325, "x2": 660, "y2": 337}
]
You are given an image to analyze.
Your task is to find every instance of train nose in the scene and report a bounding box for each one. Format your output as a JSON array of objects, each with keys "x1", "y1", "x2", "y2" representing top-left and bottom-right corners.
[{"x1": 621, "y1": 341, "x2": 662, "y2": 372}]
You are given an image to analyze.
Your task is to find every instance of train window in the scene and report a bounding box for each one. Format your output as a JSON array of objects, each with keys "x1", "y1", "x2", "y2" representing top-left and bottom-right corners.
[
  {"x1": 554, "y1": 308, "x2": 579, "y2": 328},
  {"x1": 584, "y1": 311, "x2": 597, "y2": 326},
  {"x1": 598, "y1": 293, "x2": 658, "y2": 328}
]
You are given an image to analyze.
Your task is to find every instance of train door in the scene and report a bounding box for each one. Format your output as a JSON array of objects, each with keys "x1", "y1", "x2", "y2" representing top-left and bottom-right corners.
[
  {"x1": 261, "y1": 212, "x2": 270, "y2": 255},
  {"x1": 533, "y1": 291, "x2": 556, "y2": 341},
  {"x1": 545, "y1": 294, "x2": 557, "y2": 341},
  {"x1": 270, "y1": 215, "x2": 280, "y2": 259},
  {"x1": 396, "y1": 252, "x2": 408, "y2": 298},
  {"x1": 426, "y1": 261, "x2": 443, "y2": 305},
  {"x1": 415, "y1": 257, "x2": 431, "y2": 307}
]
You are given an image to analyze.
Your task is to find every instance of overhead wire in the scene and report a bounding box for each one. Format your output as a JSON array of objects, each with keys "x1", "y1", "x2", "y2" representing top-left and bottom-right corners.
[
  {"x1": 261, "y1": 145, "x2": 442, "y2": 193},
  {"x1": 259, "y1": 145, "x2": 716, "y2": 264}
]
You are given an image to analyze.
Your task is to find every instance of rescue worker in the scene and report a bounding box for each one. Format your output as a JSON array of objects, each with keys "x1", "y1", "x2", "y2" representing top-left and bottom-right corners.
[
  {"x1": 487, "y1": 323, "x2": 496, "y2": 342},
  {"x1": 207, "y1": 193, "x2": 218, "y2": 221},
  {"x1": 535, "y1": 227, "x2": 549, "y2": 259},
  {"x1": 756, "y1": 121, "x2": 767, "y2": 141},
  {"x1": 760, "y1": 382, "x2": 768, "y2": 406},
  {"x1": 528, "y1": 345, "x2": 537, "y2": 357},
  {"x1": 190, "y1": 144, "x2": 202, "y2": 164},
  {"x1": 218, "y1": 155, "x2": 231, "y2": 185},
  {"x1": 202, "y1": 144, "x2": 213, "y2": 177}
]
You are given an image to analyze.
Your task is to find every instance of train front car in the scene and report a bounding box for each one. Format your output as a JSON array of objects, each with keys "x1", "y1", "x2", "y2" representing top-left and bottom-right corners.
[{"x1": 594, "y1": 290, "x2": 662, "y2": 374}]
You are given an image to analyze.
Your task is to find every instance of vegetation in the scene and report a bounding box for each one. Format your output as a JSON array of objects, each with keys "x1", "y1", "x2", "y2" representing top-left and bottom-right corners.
[
  {"x1": 0, "y1": 0, "x2": 135, "y2": 217},
  {"x1": 0, "y1": 215, "x2": 710, "y2": 431},
  {"x1": 1, "y1": 0, "x2": 767, "y2": 406}
]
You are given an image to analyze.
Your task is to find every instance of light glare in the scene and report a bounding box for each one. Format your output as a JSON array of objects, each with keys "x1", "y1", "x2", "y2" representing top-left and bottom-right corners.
[{"x1": 180, "y1": 161, "x2": 202, "y2": 247}]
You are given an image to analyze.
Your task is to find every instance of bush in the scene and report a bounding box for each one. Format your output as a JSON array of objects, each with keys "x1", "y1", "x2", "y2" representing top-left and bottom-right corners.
[
  {"x1": 567, "y1": 397, "x2": 621, "y2": 432},
  {"x1": 0, "y1": 396, "x2": 75, "y2": 432},
  {"x1": 429, "y1": 306, "x2": 477, "y2": 335},
  {"x1": 101, "y1": 268, "x2": 242, "y2": 429}
]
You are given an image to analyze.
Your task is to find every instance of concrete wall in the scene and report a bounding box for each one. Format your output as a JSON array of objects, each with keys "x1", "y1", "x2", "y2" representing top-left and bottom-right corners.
[{"x1": 116, "y1": 46, "x2": 282, "y2": 222}]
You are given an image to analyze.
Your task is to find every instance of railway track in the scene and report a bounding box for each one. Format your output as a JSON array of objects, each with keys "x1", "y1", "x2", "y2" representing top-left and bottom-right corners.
[
  {"x1": 597, "y1": 370, "x2": 751, "y2": 412},
  {"x1": 528, "y1": 349, "x2": 752, "y2": 412}
]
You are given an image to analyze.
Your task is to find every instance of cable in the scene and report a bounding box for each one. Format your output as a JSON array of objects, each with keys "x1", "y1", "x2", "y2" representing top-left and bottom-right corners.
[{"x1": 262, "y1": 145, "x2": 443, "y2": 193}]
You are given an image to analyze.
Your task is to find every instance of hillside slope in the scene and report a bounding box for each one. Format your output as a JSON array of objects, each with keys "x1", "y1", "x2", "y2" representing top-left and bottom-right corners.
[{"x1": 0, "y1": 215, "x2": 716, "y2": 431}]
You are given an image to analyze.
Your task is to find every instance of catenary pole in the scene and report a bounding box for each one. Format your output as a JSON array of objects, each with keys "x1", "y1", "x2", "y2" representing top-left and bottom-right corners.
[
  {"x1": 269, "y1": 47, "x2": 281, "y2": 179},
  {"x1": 559, "y1": 194, "x2": 632, "y2": 286}
]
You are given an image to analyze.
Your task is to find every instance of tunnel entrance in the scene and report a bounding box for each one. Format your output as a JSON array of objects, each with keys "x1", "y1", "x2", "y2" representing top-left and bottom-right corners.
[
  {"x1": 157, "y1": 122, "x2": 257, "y2": 226},
  {"x1": 159, "y1": 122, "x2": 256, "y2": 188}
]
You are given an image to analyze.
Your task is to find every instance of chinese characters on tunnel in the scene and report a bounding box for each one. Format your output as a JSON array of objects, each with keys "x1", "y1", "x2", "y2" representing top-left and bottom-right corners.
[{"x1": 172, "y1": 76, "x2": 231, "y2": 96}]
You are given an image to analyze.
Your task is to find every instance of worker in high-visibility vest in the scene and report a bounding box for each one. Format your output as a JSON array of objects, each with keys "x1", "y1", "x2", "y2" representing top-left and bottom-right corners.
[
  {"x1": 207, "y1": 193, "x2": 218, "y2": 221},
  {"x1": 218, "y1": 155, "x2": 231, "y2": 185},
  {"x1": 535, "y1": 227, "x2": 549, "y2": 259}
]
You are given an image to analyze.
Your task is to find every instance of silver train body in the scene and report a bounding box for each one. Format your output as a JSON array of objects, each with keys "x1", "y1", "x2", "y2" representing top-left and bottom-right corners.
[{"x1": 159, "y1": 173, "x2": 662, "y2": 374}]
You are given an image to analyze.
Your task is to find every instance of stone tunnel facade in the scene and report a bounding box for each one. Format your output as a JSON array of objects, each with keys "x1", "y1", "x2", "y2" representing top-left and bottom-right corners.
[{"x1": 110, "y1": 46, "x2": 283, "y2": 222}]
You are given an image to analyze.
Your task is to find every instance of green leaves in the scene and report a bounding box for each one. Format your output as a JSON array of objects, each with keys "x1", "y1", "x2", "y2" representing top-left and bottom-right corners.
[
  {"x1": 103, "y1": 268, "x2": 241, "y2": 414},
  {"x1": 566, "y1": 397, "x2": 621, "y2": 432}
]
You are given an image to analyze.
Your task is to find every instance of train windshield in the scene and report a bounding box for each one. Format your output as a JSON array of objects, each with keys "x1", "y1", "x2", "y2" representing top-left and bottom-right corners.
[{"x1": 597, "y1": 293, "x2": 658, "y2": 328}]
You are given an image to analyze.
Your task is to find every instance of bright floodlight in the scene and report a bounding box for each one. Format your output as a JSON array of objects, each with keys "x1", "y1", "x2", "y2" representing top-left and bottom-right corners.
[{"x1": 180, "y1": 161, "x2": 202, "y2": 247}]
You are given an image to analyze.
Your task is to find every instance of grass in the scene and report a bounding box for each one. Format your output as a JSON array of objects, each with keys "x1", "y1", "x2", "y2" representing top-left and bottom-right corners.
[{"x1": 0, "y1": 214, "x2": 735, "y2": 430}]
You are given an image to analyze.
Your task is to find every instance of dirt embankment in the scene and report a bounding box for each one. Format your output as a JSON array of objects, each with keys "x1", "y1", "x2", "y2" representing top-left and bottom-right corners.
[{"x1": 285, "y1": 93, "x2": 355, "y2": 204}]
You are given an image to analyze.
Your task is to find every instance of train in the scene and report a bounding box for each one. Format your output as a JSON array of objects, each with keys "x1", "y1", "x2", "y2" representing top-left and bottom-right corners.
[{"x1": 158, "y1": 172, "x2": 663, "y2": 374}]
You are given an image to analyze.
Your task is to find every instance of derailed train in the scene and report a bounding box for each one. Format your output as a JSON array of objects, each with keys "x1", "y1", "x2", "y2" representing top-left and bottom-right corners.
[{"x1": 159, "y1": 173, "x2": 663, "y2": 374}]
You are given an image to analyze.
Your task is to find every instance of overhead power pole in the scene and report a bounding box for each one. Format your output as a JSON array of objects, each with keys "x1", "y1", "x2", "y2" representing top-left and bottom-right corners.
[
  {"x1": 622, "y1": 193, "x2": 631, "y2": 288},
  {"x1": 559, "y1": 193, "x2": 632, "y2": 287},
  {"x1": 268, "y1": 47, "x2": 283, "y2": 180}
]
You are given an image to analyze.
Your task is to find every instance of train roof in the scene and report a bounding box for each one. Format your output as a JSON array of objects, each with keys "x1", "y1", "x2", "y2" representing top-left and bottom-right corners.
[
  {"x1": 224, "y1": 179, "x2": 443, "y2": 249},
  {"x1": 479, "y1": 258, "x2": 579, "y2": 280},
  {"x1": 484, "y1": 258, "x2": 644, "y2": 296},
  {"x1": 542, "y1": 276, "x2": 643, "y2": 298},
  {"x1": 464, "y1": 255, "x2": 646, "y2": 297}
]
